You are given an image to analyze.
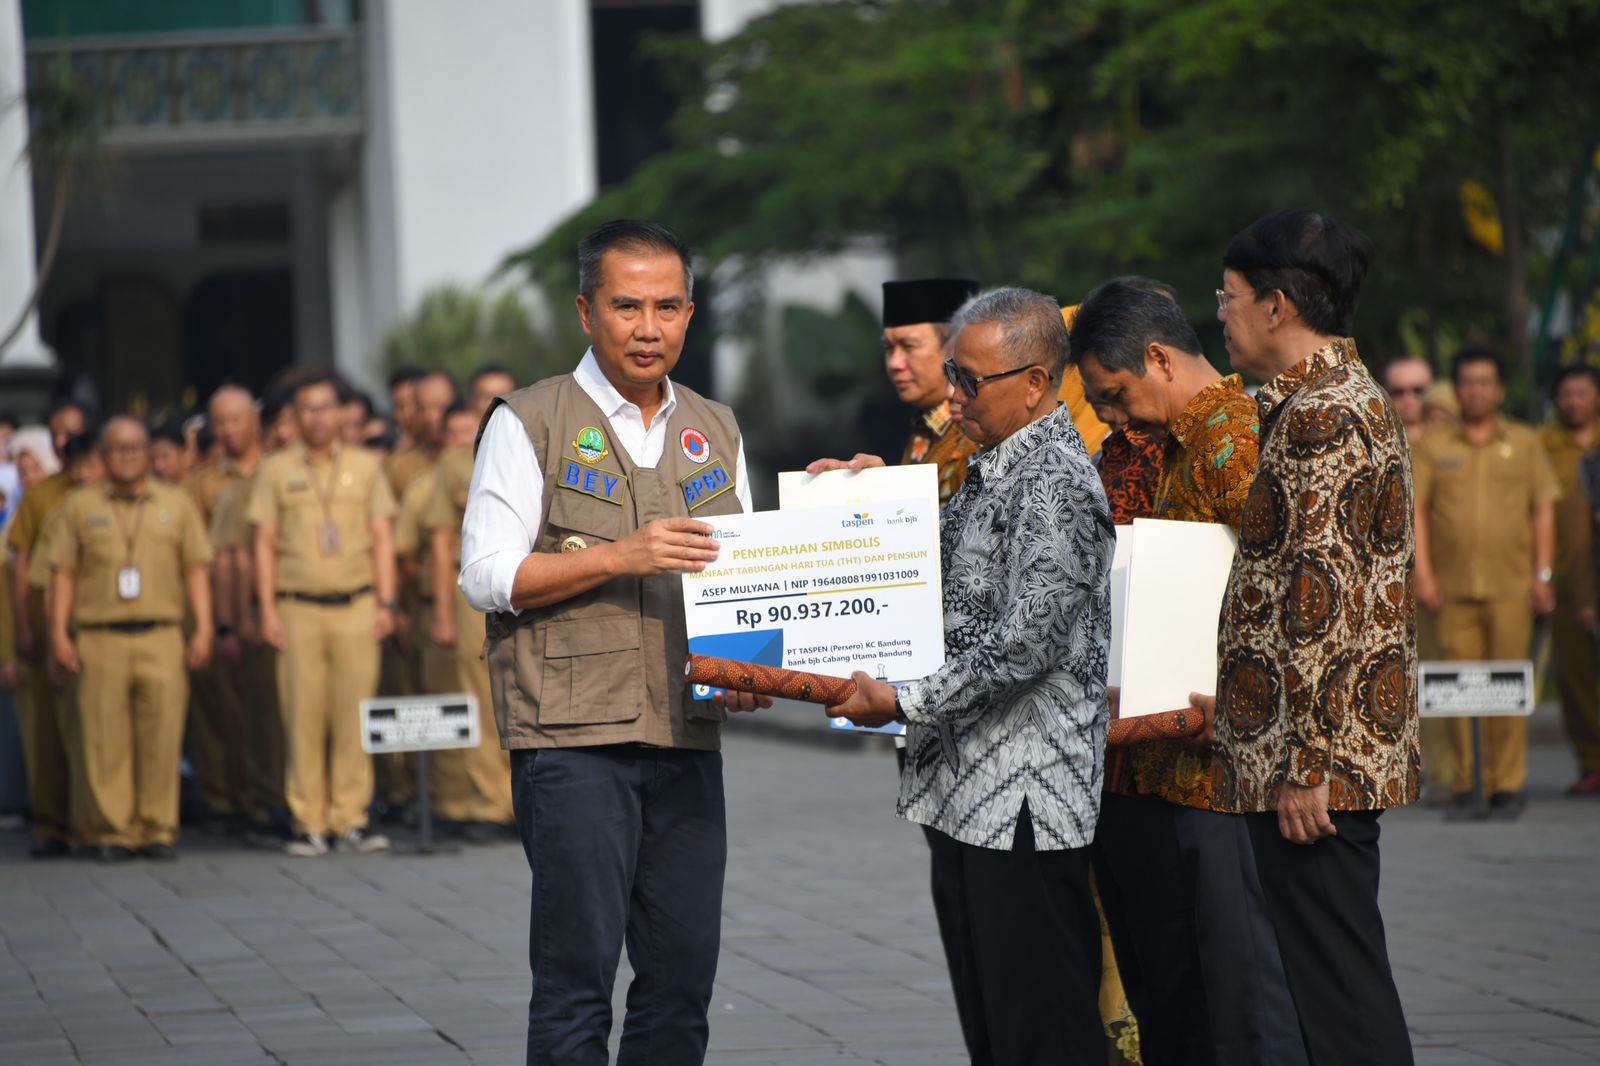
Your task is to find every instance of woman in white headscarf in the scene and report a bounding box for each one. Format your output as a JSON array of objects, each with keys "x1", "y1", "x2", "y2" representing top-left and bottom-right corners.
[{"x1": 2, "y1": 426, "x2": 60, "y2": 537}]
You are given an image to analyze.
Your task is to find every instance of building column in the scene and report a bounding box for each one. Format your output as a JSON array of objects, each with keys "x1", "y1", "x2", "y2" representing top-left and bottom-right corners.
[{"x1": 0, "y1": 0, "x2": 55, "y2": 373}]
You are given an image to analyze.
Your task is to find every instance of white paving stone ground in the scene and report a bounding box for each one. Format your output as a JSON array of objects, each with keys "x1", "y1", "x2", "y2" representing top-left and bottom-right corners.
[{"x1": 1, "y1": 714, "x2": 1597, "y2": 1065}]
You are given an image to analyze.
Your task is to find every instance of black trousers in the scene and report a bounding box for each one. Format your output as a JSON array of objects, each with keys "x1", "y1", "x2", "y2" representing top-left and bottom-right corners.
[
  {"x1": 511, "y1": 745, "x2": 726, "y2": 1066},
  {"x1": 1246, "y1": 811, "x2": 1413, "y2": 1066},
  {"x1": 899, "y1": 746, "x2": 981, "y2": 1048},
  {"x1": 927, "y1": 805, "x2": 1103, "y2": 1066},
  {"x1": 1092, "y1": 792, "x2": 1214, "y2": 1066}
]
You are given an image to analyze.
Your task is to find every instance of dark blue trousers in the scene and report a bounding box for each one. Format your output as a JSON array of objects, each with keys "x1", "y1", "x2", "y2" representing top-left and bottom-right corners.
[{"x1": 512, "y1": 744, "x2": 726, "y2": 1066}]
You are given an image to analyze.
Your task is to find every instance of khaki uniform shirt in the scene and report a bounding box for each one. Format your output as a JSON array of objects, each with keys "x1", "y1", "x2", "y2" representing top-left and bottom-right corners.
[
  {"x1": 1542, "y1": 422, "x2": 1595, "y2": 588},
  {"x1": 386, "y1": 443, "x2": 438, "y2": 501},
  {"x1": 246, "y1": 444, "x2": 397, "y2": 596},
  {"x1": 421, "y1": 445, "x2": 474, "y2": 569},
  {"x1": 394, "y1": 469, "x2": 437, "y2": 597},
  {"x1": 45, "y1": 481, "x2": 212, "y2": 625},
  {"x1": 7, "y1": 471, "x2": 72, "y2": 563},
  {"x1": 1414, "y1": 417, "x2": 1560, "y2": 603}
]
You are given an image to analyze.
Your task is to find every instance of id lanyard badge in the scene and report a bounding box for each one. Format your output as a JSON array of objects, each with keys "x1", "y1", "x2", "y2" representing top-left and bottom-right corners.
[{"x1": 112, "y1": 497, "x2": 146, "y2": 601}]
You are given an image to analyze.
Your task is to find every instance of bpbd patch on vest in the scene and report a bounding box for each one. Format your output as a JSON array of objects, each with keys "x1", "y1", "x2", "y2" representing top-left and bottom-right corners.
[
  {"x1": 558, "y1": 456, "x2": 627, "y2": 506},
  {"x1": 679, "y1": 457, "x2": 734, "y2": 511}
]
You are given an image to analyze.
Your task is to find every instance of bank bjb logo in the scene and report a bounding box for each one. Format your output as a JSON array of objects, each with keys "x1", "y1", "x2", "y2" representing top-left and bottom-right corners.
[
  {"x1": 841, "y1": 512, "x2": 874, "y2": 528},
  {"x1": 573, "y1": 426, "x2": 609, "y2": 463}
]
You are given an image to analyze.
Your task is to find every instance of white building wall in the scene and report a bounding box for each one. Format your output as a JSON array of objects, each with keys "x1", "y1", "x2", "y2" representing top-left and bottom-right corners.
[
  {"x1": 0, "y1": 0, "x2": 52, "y2": 368},
  {"x1": 347, "y1": 0, "x2": 596, "y2": 389}
]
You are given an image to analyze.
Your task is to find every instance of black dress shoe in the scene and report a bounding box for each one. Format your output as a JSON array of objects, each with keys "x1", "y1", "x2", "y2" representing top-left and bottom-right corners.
[
  {"x1": 94, "y1": 845, "x2": 137, "y2": 863},
  {"x1": 29, "y1": 838, "x2": 72, "y2": 859},
  {"x1": 141, "y1": 843, "x2": 178, "y2": 861},
  {"x1": 1489, "y1": 791, "x2": 1527, "y2": 820}
]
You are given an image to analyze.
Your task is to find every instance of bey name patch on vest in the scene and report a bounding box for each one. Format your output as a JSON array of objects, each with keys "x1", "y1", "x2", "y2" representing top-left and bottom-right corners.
[
  {"x1": 558, "y1": 455, "x2": 628, "y2": 505},
  {"x1": 680, "y1": 457, "x2": 734, "y2": 511}
]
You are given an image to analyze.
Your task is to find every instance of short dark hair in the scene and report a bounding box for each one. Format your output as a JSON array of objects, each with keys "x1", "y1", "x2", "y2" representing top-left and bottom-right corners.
[
  {"x1": 344, "y1": 389, "x2": 374, "y2": 419},
  {"x1": 0, "y1": 410, "x2": 17, "y2": 430},
  {"x1": 147, "y1": 414, "x2": 186, "y2": 447},
  {"x1": 578, "y1": 219, "x2": 693, "y2": 302},
  {"x1": 1105, "y1": 275, "x2": 1179, "y2": 302},
  {"x1": 292, "y1": 371, "x2": 343, "y2": 403},
  {"x1": 1068, "y1": 278, "x2": 1203, "y2": 376},
  {"x1": 443, "y1": 400, "x2": 472, "y2": 420},
  {"x1": 48, "y1": 399, "x2": 88, "y2": 423},
  {"x1": 387, "y1": 366, "x2": 423, "y2": 391},
  {"x1": 1222, "y1": 209, "x2": 1374, "y2": 336},
  {"x1": 417, "y1": 370, "x2": 459, "y2": 402},
  {"x1": 1551, "y1": 363, "x2": 1600, "y2": 394},
  {"x1": 470, "y1": 362, "x2": 516, "y2": 388},
  {"x1": 1451, "y1": 345, "x2": 1504, "y2": 384},
  {"x1": 61, "y1": 430, "x2": 98, "y2": 464}
]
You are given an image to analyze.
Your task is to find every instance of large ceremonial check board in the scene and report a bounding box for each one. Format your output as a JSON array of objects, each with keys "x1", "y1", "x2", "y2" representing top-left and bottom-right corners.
[{"x1": 681, "y1": 493, "x2": 945, "y2": 727}]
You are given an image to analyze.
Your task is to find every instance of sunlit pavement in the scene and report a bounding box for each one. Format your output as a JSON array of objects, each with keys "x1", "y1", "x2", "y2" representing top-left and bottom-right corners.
[{"x1": 2, "y1": 708, "x2": 1597, "y2": 1065}]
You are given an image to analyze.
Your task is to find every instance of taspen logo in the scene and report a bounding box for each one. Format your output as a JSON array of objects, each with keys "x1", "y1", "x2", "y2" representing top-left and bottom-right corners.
[{"x1": 840, "y1": 512, "x2": 874, "y2": 528}]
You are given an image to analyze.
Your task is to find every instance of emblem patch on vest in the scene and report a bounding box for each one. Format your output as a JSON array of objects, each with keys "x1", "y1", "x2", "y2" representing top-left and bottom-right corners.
[
  {"x1": 680, "y1": 427, "x2": 710, "y2": 464},
  {"x1": 679, "y1": 457, "x2": 735, "y2": 511},
  {"x1": 573, "y1": 426, "x2": 609, "y2": 463},
  {"x1": 558, "y1": 456, "x2": 627, "y2": 506}
]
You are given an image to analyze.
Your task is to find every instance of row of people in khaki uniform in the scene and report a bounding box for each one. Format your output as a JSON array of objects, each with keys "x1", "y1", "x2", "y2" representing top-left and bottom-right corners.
[{"x1": 3, "y1": 364, "x2": 520, "y2": 860}]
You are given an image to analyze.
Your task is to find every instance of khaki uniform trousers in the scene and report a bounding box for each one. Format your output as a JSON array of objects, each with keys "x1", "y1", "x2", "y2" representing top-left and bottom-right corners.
[
  {"x1": 1551, "y1": 605, "x2": 1600, "y2": 775},
  {"x1": 74, "y1": 627, "x2": 188, "y2": 847},
  {"x1": 1434, "y1": 598, "x2": 1533, "y2": 795},
  {"x1": 188, "y1": 657, "x2": 245, "y2": 817},
  {"x1": 17, "y1": 655, "x2": 74, "y2": 845},
  {"x1": 427, "y1": 592, "x2": 512, "y2": 824},
  {"x1": 234, "y1": 640, "x2": 285, "y2": 819},
  {"x1": 277, "y1": 597, "x2": 379, "y2": 837},
  {"x1": 375, "y1": 602, "x2": 421, "y2": 808},
  {"x1": 1416, "y1": 606, "x2": 1456, "y2": 791}
]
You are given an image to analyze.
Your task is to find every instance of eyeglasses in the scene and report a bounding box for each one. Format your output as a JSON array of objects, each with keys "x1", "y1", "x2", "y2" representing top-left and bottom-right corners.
[
  {"x1": 943, "y1": 359, "x2": 1041, "y2": 398},
  {"x1": 1387, "y1": 385, "x2": 1427, "y2": 397},
  {"x1": 1215, "y1": 288, "x2": 1245, "y2": 311}
]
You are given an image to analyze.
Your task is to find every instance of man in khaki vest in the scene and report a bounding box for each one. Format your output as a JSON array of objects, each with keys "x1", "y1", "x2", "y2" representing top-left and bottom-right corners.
[
  {"x1": 460, "y1": 220, "x2": 764, "y2": 1066},
  {"x1": 45, "y1": 418, "x2": 213, "y2": 861},
  {"x1": 250, "y1": 372, "x2": 399, "y2": 857}
]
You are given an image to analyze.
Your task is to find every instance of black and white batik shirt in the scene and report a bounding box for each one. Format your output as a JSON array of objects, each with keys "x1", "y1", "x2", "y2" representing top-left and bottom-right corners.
[{"x1": 897, "y1": 403, "x2": 1113, "y2": 851}]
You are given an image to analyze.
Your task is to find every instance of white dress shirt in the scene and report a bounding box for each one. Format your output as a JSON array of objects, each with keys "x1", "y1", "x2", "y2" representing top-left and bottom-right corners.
[{"x1": 459, "y1": 350, "x2": 752, "y2": 614}]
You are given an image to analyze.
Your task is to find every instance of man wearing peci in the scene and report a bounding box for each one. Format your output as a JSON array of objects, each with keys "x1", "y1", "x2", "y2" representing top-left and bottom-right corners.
[
  {"x1": 459, "y1": 219, "x2": 767, "y2": 1066},
  {"x1": 819, "y1": 288, "x2": 1114, "y2": 1066}
]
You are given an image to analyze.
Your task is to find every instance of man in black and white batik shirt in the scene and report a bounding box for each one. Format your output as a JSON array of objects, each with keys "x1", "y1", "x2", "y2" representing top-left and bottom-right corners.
[{"x1": 819, "y1": 287, "x2": 1114, "y2": 1066}]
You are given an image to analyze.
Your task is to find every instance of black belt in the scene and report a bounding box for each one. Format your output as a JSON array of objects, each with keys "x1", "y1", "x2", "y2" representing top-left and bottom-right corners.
[
  {"x1": 277, "y1": 586, "x2": 373, "y2": 606},
  {"x1": 79, "y1": 620, "x2": 176, "y2": 634}
]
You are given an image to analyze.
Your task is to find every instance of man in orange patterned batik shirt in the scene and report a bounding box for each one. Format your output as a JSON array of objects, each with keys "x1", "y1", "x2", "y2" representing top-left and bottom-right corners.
[{"x1": 1072, "y1": 278, "x2": 1307, "y2": 1066}]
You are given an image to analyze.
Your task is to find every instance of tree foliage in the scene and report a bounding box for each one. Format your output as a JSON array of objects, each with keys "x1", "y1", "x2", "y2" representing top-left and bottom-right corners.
[
  {"x1": 506, "y1": 0, "x2": 1600, "y2": 403},
  {"x1": 381, "y1": 284, "x2": 572, "y2": 388}
]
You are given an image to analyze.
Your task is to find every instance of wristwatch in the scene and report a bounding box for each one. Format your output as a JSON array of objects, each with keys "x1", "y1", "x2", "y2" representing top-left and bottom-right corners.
[
  {"x1": 1536, "y1": 568, "x2": 1554, "y2": 583},
  {"x1": 893, "y1": 690, "x2": 908, "y2": 724}
]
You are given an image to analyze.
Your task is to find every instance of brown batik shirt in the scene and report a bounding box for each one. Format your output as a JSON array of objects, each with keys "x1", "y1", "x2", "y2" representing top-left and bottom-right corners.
[
  {"x1": 902, "y1": 401, "x2": 978, "y2": 506},
  {"x1": 1212, "y1": 339, "x2": 1422, "y2": 813}
]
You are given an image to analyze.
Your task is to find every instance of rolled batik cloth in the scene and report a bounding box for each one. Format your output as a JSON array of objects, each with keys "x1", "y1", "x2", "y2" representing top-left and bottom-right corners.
[{"x1": 684, "y1": 654, "x2": 859, "y2": 705}]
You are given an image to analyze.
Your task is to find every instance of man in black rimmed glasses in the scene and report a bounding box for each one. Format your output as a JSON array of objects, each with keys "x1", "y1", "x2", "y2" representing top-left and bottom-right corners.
[{"x1": 814, "y1": 287, "x2": 1114, "y2": 1066}]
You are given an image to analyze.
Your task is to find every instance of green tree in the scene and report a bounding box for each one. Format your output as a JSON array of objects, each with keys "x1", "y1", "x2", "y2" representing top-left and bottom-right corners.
[
  {"x1": 381, "y1": 283, "x2": 572, "y2": 388},
  {"x1": 506, "y1": 0, "x2": 1600, "y2": 411}
]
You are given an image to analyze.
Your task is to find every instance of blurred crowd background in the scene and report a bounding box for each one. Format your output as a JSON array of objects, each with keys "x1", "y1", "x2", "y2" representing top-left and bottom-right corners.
[{"x1": 2, "y1": 3, "x2": 1600, "y2": 832}]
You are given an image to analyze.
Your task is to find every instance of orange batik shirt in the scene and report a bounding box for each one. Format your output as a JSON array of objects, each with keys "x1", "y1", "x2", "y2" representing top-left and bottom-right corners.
[
  {"x1": 1125, "y1": 374, "x2": 1260, "y2": 810},
  {"x1": 903, "y1": 402, "x2": 978, "y2": 505}
]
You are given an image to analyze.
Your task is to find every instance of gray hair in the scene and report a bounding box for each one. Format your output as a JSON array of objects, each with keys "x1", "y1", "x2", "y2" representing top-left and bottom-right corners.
[{"x1": 947, "y1": 287, "x2": 1070, "y2": 382}]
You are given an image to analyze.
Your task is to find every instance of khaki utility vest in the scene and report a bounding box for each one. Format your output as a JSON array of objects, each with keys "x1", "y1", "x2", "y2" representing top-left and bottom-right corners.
[{"x1": 482, "y1": 375, "x2": 745, "y2": 751}]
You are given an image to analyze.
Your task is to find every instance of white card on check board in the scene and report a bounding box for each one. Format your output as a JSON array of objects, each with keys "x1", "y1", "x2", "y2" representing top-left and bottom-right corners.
[{"x1": 1113, "y1": 518, "x2": 1237, "y2": 717}]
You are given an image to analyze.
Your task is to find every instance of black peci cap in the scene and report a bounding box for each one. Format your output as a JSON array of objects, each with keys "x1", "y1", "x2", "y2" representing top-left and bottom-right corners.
[{"x1": 882, "y1": 278, "x2": 980, "y2": 329}]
